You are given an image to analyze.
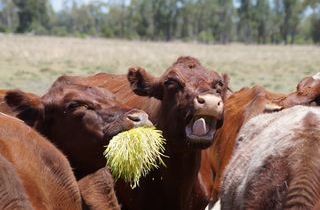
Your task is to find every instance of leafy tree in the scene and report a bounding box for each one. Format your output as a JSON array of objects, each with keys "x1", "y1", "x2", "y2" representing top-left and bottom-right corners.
[
  {"x1": 311, "y1": 15, "x2": 320, "y2": 43},
  {"x1": 0, "y1": 0, "x2": 319, "y2": 44},
  {"x1": 237, "y1": 0, "x2": 256, "y2": 43},
  {"x1": 255, "y1": 0, "x2": 270, "y2": 43},
  {"x1": 0, "y1": 0, "x2": 18, "y2": 32}
]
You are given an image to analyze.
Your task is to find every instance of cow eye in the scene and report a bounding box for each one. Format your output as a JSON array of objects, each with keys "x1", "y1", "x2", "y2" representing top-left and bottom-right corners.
[
  {"x1": 164, "y1": 79, "x2": 182, "y2": 90},
  {"x1": 66, "y1": 101, "x2": 91, "y2": 111},
  {"x1": 215, "y1": 80, "x2": 224, "y2": 87},
  {"x1": 213, "y1": 80, "x2": 224, "y2": 94}
]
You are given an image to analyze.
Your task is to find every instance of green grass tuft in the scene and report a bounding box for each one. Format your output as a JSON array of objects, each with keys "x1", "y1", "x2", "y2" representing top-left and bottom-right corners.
[{"x1": 103, "y1": 127, "x2": 166, "y2": 188}]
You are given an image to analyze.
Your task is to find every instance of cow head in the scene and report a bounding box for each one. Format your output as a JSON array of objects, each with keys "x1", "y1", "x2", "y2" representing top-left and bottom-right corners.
[
  {"x1": 281, "y1": 72, "x2": 320, "y2": 107},
  {"x1": 5, "y1": 83, "x2": 152, "y2": 178},
  {"x1": 128, "y1": 56, "x2": 229, "y2": 148}
]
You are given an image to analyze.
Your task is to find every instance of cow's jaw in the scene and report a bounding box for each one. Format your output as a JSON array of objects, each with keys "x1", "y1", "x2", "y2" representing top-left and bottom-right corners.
[{"x1": 185, "y1": 115, "x2": 218, "y2": 148}]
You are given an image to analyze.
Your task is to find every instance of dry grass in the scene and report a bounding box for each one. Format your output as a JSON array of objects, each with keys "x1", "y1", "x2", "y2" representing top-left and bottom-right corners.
[{"x1": 0, "y1": 34, "x2": 319, "y2": 94}]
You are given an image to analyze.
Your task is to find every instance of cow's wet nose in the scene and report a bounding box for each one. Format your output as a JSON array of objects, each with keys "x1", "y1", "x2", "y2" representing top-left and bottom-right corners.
[
  {"x1": 127, "y1": 111, "x2": 153, "y2": 128},
  {"x1": 194, "y1": 94, "x2": 224, "y2": 119}
]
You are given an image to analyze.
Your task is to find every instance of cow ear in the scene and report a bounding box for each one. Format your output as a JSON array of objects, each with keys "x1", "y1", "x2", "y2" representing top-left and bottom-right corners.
[
  {"x1": 221, "y1": 73, "x2": 231, "y2": 100},
  {"x1": 127, "y1": 67, "x2": 163, "y2": 100},
  {"x1": 5, "y1": 90, "x2": 44, "y2": 127}
]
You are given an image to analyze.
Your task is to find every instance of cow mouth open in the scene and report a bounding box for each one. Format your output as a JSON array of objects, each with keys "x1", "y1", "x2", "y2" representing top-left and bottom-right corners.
[{"x1": 185, "y1": 115, "x2": 218, "y2": 148}]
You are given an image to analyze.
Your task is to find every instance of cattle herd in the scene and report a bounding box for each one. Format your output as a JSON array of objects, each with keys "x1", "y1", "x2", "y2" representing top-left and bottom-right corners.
[{"x1": 0, "y1": 56, "x2": 320, "y2": 210}]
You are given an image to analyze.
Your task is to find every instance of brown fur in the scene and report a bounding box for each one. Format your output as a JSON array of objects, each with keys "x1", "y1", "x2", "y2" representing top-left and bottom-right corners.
[
  {"x1": 5, "y1": 85, "x2": 150, "y2": 179},
  {"x1": 79, "y1": 168, "x2": 120, "y2": 210},
  {"x1": 5, "y1": 82, "x2": 152, "y2": 209},
  {"x1": 45, "y1": 56, "x2": 229, "y2": 210},
  {"x1": 0, "y1": 90, "x2": 14, "y2": 115},
  {"x1": 0, "y1": 90, "x2": 39, "y2": 118},
  {"x1": 282, "y1": 74, "x2": 320, "y2": 107},
  {"x1": 0, "y1": 113, "x2": 82, "y2": 210},
  {"x1": 283, "y1": 115, "x2": 320, "y2": 209},
  {"x1": 0, "y1": 153, "x2": 33, "y2": 210}
]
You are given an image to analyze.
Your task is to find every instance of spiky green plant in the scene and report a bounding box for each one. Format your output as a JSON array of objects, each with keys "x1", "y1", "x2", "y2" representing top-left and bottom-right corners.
[{"x1": 103, "y1": 127, "x2": 166, "y2": 188}]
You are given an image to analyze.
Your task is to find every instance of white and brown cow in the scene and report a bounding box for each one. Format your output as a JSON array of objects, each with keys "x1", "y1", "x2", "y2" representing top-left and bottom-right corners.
[
  {"x1": 200, "y1": 72, "x2": 320, "y2": 210},
  {"x1": 221, "y1": 105, "x2": 320, "y2": 209}
]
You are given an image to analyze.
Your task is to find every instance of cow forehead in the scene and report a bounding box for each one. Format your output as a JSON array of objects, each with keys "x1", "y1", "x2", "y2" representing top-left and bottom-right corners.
[
  {"x1": 164, "y1": 64, "x2": 216, "y2": 83},
  {"x1": 43, "y1": 85, "x2": 119, "y2": 106}
]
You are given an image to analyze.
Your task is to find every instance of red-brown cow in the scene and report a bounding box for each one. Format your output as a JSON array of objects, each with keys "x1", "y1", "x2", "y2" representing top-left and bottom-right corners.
[
  {"x1": 48, "y1": 56, "x2": 229, "y2": 210},
  {"x1": 0, "y1": 112, "x2": 82, "y2": 210},
  {"x1": 5, "y1": 83, "x2": 152, "y2": 179},
  {"x1": 5, "y1": 83, "x2": 153, "y2": 209},
  {"x1": 0, "y1": 105, "x2": 121, "y2": 210},
  {"x1": 221, "y1": 105, "x2": 320, "y2": 209},
  {"x1": 200, "y1": 73, "x2": 320, "y2": 209}
]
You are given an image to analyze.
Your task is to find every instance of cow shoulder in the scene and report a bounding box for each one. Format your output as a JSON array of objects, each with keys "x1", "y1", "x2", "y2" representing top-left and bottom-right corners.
[{"x1": 0, "y1": 153, "x2": 33, "y2": 210}]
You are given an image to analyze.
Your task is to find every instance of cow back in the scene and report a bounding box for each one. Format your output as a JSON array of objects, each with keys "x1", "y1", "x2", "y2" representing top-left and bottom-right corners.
[{"x1": 221, "y1": 106, "x2": 320, "y2": 209}]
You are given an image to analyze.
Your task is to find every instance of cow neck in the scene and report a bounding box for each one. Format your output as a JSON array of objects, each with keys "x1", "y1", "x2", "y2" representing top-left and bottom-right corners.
[
  {"x1": 154, "y1": 104, "x2": 197, "y2": 155},
  {"x1": 127, "y1": 95, "x2": 202, "y2": 173},
  {"x1": 273, "y1": 95, "x2": 291, "y2": 108}
]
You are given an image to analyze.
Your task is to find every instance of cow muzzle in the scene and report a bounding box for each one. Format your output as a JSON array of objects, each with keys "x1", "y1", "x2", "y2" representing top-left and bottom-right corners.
[
  {"x1": 126, "y1": 110, "x2": 153, "y2": 128},
  {"x1": 185, "y1": 94, "x2": 224, "y2": 149},
  {"x1": 194, "y1": 94, "x2": 223, "y2": 119}
]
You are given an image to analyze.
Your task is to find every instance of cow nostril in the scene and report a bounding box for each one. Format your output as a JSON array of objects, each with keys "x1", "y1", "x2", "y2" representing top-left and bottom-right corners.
[
  {"x1": 197, "y1": 96, "x2": 205, "y2": 104},
  {"x1": 127, "y1": 114, "x2": 141, "y2": 123}
]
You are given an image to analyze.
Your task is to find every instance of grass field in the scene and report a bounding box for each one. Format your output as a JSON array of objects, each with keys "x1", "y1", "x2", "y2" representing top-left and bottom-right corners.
[{"x1": 0, "y1": 34, "x2": 319, "y2": 94}]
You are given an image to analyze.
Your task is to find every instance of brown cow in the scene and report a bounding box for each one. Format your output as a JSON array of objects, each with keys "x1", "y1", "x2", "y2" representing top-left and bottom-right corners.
[
  {"x1": 5, "y1": 83, "x2": 154, "y2": 209},
  {"x1": 221, "y1": 105, "x2": 320, "y2": 209},
  {"x1": 0, "y1": 112, "x2": 82, "y2": 210},
  {"x1": 37, "y1": 56, "x2": 229, "y2": 210},
  {"x1": 200, "y1": 73, "x2": 320, "y2": 209},
  {"x1": 5, "y1": 84, "x2": 152, "y2": 179}
]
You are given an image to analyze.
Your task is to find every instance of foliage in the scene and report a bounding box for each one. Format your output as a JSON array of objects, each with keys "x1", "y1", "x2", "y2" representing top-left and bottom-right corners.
[
  {"x1": 103, "y1": 127, "x2": 166, "y2": 188},
  {"x1": 0, "y1": 0, "x2": 319, "y2": 44},
  {"x1": 311, "y1": 15, "x2": 320, "y2": 43}
]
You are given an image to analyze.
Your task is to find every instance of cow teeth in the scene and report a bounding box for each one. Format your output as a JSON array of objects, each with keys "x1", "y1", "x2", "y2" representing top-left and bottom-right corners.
[{"x1": 192, "y1": 118, "x2": 207, "y2": 136}]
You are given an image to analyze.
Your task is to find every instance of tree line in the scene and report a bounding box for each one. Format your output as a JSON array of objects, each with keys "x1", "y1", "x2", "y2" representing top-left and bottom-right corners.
[{"x1": 0, "y1": 0, "x2": 319, "y2": 44}]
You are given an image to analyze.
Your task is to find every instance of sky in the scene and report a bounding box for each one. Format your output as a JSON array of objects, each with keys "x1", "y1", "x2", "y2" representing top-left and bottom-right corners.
[
  {"x1": 51, "y1": 0, "x2": 240, "y2": 11},
  {"x1": 51, "y1": 0, "x2": 105, "y2": 11},
  {"x1": 50, "y1": 0, "x2": 312, "y2": 15}
]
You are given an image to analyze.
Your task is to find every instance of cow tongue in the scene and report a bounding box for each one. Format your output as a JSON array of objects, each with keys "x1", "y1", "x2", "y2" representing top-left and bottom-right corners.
[{"x1": 192, "y1": 118, "x2": 207, "y2": 136}]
